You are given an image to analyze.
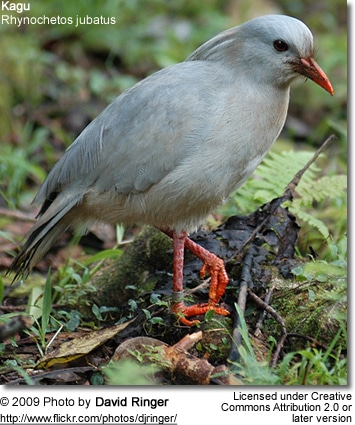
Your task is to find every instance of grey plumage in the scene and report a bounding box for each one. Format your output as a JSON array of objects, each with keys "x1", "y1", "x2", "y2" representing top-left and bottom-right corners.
[{"x1": 9, "y1": 15, "x2": 332, "y2": 279}]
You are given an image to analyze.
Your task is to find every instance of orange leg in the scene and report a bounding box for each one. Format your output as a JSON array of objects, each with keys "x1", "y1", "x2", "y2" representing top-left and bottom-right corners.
[{"x1": 165, "y1": 230, "x2": 230, "y2": 326}]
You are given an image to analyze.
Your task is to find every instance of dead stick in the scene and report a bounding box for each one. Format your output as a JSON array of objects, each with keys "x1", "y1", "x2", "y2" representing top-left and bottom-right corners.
[
  {"x1": 228, "y1": 248, "x2": 254, "y2": 364},
  {"x1": 247, "y1": 288, "x2": 287, "y2": 367},
  {"x1": 254, "y1": 285, "x2": 275, "y2": 337}
]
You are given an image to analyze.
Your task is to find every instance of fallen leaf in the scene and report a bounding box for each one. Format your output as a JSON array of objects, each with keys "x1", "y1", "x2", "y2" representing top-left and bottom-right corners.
[{"x1": 37, "y1": 319, "x2": 134, "y2": 369}]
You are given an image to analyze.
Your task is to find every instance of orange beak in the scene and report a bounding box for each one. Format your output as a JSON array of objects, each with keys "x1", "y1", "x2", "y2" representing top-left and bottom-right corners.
[{"x1": 294, "y1": 56, "x2": 334, "y2": 95}]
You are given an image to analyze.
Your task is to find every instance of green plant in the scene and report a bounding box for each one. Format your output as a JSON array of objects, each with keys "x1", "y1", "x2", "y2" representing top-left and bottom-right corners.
[
  {"x1": 3, "y1": 362, "x2": 35, "y2": 385},
  {"x1": 103, "y1": 358, "x2": 159, "y2": 385},
  {"x1": 228, "y1": 304, "x2": 281, "y2": 385},
  {"x1": 26, "y1": 271, "x2": 58, "y2": 355},
  {"x1": 0, "y1": 126, "x2": 48, "y2": 208},
  {"x1": 276, "y1": 325, "x2": 347, "y2": 385},
  {"x1": 228, "y1": 301, "x2": 346, "y2": 385},
  {"x1": 219, "y1": 149, "x2": 346, "y2": 257}
]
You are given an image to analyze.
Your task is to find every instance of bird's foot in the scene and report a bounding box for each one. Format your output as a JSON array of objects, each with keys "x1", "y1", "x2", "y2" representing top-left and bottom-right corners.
[
  {"x1": 168, "y1": 230, "x2": 230, "y2": 326},
  {"x1": 172, "y1": 299, "x2": 230, "y2": 326}
]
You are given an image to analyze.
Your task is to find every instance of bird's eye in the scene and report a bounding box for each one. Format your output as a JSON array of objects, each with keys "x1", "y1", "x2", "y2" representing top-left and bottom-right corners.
[{"x1": 273, "y1": 40, "x2": 288, "y2": 52}]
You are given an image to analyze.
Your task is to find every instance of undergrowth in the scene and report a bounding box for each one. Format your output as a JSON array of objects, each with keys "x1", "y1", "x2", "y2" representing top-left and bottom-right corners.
[{"x1": 219, "y1": 148, "x2": 347, "y2": 259}]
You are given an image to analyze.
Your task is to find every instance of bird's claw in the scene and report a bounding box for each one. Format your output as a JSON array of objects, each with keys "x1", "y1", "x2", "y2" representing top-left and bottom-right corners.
[
  {"x1": 173, "y1": 301, "x2": 230, "y2": 326},
  {"x1": 200, "y1": 256, "x2": 229, "y2": 304}
]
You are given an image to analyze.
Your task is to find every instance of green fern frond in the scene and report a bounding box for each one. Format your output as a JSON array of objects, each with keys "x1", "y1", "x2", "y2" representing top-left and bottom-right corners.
[
  {"x1": 296, "y1": 175, "x2": 347, "y2": 206},
  {"x1": 221, "y1": 150, "x2": 320, "y2": 214},
  {"x1": 252, "y1": 150, "x2": 319, "y2": 201},
  {"x1": 290, "y1": 208, "x2": 330, "y2": 239},
  {"x1": 219, "y1": 149, "x2": 347, "y2": 252},
  {"x1": 258, "y1": 150, "x2": 318, "y2": 180}
]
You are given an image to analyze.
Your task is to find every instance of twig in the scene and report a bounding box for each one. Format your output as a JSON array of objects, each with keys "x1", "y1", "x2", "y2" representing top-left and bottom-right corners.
[
  {"x1": 254, "y1": 285, "x2": 274, "y2": 337},
  {"x1": 228, "y1": 247, "x2": 255, "y2": 363},
  {"x1": 287, "y1": 333, "x2": 331, "y2": 352},
  {"x1": 283, "y1": 134, "x2": 337, "y2": 199},
  {"x1": 247, "y1": 288, "x2": 287, "y2": 367}
]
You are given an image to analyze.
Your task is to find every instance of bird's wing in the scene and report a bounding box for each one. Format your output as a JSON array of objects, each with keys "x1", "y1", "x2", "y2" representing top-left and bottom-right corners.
[{"x1": 34, "y1": 61, "x2": 230, "y2": 205}]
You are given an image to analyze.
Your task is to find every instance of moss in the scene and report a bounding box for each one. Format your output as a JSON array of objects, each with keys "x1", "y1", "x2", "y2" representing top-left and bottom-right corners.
[
  {"x1": 193, "y1": 316, "x2": 233, "y2": 364},
  {"x1": 266, "y1": 276, "x2": 346, "y2": 350},
  {"x1": 89, "y1": 227, "x2": 173, "y2": 311}
]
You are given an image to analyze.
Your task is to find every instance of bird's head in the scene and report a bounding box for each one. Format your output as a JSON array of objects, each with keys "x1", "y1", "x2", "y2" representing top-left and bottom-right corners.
[
  {"x1": 188, "y1": 14, "x2": 334, "y2": 95},
  {"x1": 241, "y1": 15, "x2": 334, "y2": 94}
]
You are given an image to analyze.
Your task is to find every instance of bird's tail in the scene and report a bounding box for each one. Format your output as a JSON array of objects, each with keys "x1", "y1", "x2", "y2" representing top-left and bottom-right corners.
[{"x1": 8, "y1": 193, "x2": 82, "y2": 280}]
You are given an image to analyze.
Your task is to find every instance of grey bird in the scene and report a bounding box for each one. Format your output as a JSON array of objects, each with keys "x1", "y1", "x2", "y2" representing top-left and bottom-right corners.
[{"x1": 9, "y1": 15, "x2": 333, "y2": 325}]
